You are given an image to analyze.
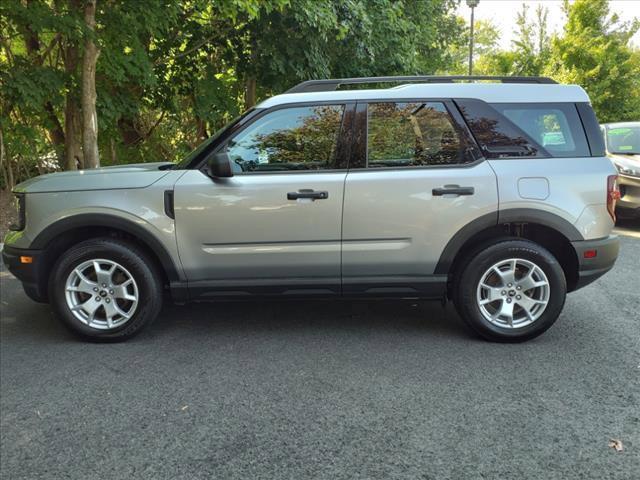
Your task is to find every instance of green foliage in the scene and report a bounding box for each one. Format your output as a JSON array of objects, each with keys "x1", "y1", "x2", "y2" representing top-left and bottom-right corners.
[
  {"x1": 1, "y1": 0, "x2": 462, "y2": 187},
  {"x1": 1, "y1": 0, "x2": 639, "y2": 189},
  {"x1": 544, "y1": 0, "x2": 640, "y2": 122}
]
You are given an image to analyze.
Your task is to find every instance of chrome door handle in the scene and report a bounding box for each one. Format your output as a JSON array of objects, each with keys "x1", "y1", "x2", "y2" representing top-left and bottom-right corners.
[
  {"x1": 432, "y1": 186, "x2": 475, "y2": 196},
  {"x1": 287, "y1": 189, "x2": 329, "y2": 200}
]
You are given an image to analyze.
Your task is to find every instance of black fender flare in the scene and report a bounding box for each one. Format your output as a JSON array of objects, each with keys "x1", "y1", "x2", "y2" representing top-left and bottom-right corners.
[
  {"x1": 434, "y1": 208, "x2": 583, "y2": 274},
  {"x1": 31, "y1": 213, "x2": 181, "y2": 281}
]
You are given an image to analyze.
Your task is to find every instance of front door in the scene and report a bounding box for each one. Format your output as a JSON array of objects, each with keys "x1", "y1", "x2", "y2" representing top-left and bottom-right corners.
[{"x1": 174, "y1": 103, "x2": 351, "y2": 297}]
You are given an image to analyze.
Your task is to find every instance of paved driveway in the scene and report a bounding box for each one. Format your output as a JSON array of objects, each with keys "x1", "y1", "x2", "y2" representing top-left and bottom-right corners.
[{"x1": 1, "y1": 232, "x2": 639, "y2": 479}]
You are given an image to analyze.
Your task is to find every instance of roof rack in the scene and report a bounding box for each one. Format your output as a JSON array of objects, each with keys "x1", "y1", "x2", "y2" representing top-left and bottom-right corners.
[{"x1": 285, "y1": 75, "x2": 557, "y2": 94}]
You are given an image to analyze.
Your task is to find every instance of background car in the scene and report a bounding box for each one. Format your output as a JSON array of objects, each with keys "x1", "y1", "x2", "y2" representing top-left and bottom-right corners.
[{"x1": 602, "y1": 122, "x2": 640, "y2": 220}]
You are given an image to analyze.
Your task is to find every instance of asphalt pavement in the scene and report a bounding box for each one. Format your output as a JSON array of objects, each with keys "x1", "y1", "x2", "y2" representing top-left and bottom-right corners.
[{"x1": 1, "y1": 232, "x2": 639, "y2": 479}]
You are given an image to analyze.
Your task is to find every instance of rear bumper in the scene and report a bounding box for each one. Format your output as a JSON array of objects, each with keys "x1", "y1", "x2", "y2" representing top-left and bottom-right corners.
[
  {"x1": 571, "y1": 235, "x2": 619, "y2": 291},
  {"x1": 1, "y1": 245, "x2": 48, "y2": 302}
]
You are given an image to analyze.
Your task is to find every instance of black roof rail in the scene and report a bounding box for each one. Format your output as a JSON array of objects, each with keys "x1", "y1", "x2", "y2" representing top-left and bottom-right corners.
[{"x1": 285, "y1": 75, "x2": 557, "y2": 93}]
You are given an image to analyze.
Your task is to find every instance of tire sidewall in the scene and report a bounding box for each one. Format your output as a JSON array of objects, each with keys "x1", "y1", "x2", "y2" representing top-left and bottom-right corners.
[
  {"x1": 49, "y1": 239, "x2": 162, "y2": 341},
  {"x1": 457, "y1": 241, "x2": 567, "y2": 341}
]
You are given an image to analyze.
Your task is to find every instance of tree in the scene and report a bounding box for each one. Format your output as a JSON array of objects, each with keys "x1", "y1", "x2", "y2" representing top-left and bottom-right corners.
[
  {"x1": 0, "y1": 0, "x2": 463, "y2": 188},
  {"x1": 81, "y1": 0, "x2": 99, "y2": 168},
  {"x1": 473, "y1": 4, "x2": 550, "y2": 76},
  {"x1": 449, "y1": 18, "x2": 501, "y2": 75},
  {"x1": 545, "y1": 0, "x2": 640, "y2": 122},
  {"x1": 511, "y1": 3, "x2": 550, "y2": 76}
]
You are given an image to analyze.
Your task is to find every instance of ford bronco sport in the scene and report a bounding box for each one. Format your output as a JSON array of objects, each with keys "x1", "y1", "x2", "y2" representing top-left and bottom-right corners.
[{"x1": 2, "y1": 75, "x2": 620, "y2": 342}]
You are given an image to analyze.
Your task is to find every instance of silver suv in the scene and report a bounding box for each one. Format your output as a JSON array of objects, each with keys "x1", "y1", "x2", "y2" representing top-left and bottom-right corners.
[{"x1": 2, "y1": 76, "x2": 620, "y2": 342}]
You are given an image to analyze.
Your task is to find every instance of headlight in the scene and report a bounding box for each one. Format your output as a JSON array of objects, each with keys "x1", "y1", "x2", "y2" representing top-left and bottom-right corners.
[
  {"x1": 9, "y1": 193, "x2": 25, "y2": 231},
  {"x1": 615, "y1": 163, "x2": 640, "y2": 177}
]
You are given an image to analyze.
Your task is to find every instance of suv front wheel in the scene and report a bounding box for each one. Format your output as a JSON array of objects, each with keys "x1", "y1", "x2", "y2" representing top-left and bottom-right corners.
[
  {"x1": 453, "y1": 239, "x2": 567, "y2": 342},
  {"x1": 49, "y1": 238, "x2": 163, "y2": 342}
]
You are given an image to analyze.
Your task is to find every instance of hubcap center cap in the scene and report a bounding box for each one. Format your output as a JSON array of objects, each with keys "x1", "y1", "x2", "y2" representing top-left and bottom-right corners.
[
  {"x1": 99, "y1": 290, "x2": 108, "y2": 297},
  {"x1": 508, "y1": 290, "x2": 516, "y2": 297}
]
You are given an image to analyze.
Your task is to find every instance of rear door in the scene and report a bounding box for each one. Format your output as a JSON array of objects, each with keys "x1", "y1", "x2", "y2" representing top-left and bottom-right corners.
[
  {"x1": 341, "y1": 100, "x2": 499, "y2": 296},
  {"x1": 173, "y1": 103, "x2": 353, "y2": 297}
]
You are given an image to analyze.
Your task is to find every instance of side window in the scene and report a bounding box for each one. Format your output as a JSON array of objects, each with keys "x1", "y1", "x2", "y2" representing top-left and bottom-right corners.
[
  {"x1": 367, "y1": 102, "x2": 469, "y2": 167},
  {"x1": 457, "y1": 99, "x2": 591, "y2": 158},
  {"x1": 491, "y1": 103, "x2": 590, "y2": 158},
  {"x1": 456, "y1": 99, "x2": 546, "y2": 158},
  {"x1": 226, "y1": 105, "x2": 345, "y2": 172}
]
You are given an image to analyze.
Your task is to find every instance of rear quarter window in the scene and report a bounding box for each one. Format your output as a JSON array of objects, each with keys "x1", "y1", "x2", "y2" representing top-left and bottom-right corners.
[
  {"x1": 456, "y1": 99, "x2": 591, "y2": 159},
  {"x1": 492, "y1": 103, "x2": 590, "y2": 158}
]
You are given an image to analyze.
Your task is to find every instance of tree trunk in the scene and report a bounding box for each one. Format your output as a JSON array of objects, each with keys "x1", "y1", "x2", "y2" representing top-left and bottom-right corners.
[
  {"x1": 65, "y1": 99, "x2": 83, "y2": 170},
  {"x1": 195, "y1": 116, "x2": 208, "y2": 143},
  {"x1": 0, "y1": 127, "x2": 12, "y2": 191},
  {"x1": 63, "y1": 36, "x2": 83, "y2": 170},
  {"x1": 81, "y1": 0, "x2": 100, "y2": 168},
  {"x1": 44, "y1": 102, "x2": 66, "y2": 161},
  {"x1": 244, "y1": 76, "x2": 257, "y2": 109},
  {"x1": 110, "y1": 138, "x2": 117, "y2": 163}
]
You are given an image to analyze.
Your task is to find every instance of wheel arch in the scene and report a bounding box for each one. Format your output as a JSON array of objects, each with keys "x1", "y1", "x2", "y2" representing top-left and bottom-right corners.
[
  {"x1": 437, "y1": 209, "x2": 582, "y2": 293},
  {"x1": 30, "y1": 214, "x2": 181, "y2": 300}
]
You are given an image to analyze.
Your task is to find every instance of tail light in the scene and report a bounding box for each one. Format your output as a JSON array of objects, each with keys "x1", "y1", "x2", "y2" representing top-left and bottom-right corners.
[{"x1": 607, "y1": 175, "x2": 620, "y2": 222}]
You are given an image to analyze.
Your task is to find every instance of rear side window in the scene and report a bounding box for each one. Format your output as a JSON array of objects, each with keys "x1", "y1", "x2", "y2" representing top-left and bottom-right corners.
[
  {"x1": 492, "y1": 103, "x2": 590, "y2": 158},
  {"x1": 456, "y1": 99, "x2": 590, "y2": 158},
  {"x1": 367, "y1": 102, "x2": 472, "y2": 167}
]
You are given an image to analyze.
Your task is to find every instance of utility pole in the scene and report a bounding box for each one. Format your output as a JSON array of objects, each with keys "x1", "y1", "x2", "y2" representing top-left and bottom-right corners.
[{"x1": 466, "y1": 0, "x2": 480, "y2": 76}]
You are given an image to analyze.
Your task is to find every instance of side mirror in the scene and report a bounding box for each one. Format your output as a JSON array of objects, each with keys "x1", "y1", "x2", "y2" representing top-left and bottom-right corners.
[{"x1": 207, "y1": 151, "x2": 233, "y2": 178}]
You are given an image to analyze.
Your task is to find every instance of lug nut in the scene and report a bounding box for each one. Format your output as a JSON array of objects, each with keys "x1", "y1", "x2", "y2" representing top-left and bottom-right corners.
[
  {"x1": 506, "y1": 298, "x2": 512, "y2": 303},
  {"x1": 516, "y1": 285, "x2": 521, "y2": 290},
  {"x1": 109, "y1": 290, "x2": 114, "y2": 295},
  {"x1": 95, "y1": 296, "x2": 101, "y2": 301},
  {"x1": 507, "y1": 283, "x2": 512, "y2": 287},
  {"x1": 105, "y1": 298, "x2": 110, "y2": 303},
  {"x1": 93, "y1": 287, "x2": 98, "y2": 292},
  {"x1": 516, "y1": 295, "x2": 521, "y2": 300},
  {"x1": 501, "y1": 290, "x2": 506, "y2": 295},
  {"x1": 102, "y1": 283, "x2": 107, "y2": 288}
]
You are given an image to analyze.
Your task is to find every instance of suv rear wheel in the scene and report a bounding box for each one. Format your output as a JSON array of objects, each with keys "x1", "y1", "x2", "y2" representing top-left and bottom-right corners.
[
  {"x1": 49, "y1": 238, "x2": 163, "y2": 342},
  {"x1": 453, "y1": 239, "x2": 567, "y2": 342}
]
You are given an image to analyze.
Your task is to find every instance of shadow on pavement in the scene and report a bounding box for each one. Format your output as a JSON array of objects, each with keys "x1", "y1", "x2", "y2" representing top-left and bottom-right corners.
[{"x1": 1, "y1": 272, "x2": 471, "y2": 344}]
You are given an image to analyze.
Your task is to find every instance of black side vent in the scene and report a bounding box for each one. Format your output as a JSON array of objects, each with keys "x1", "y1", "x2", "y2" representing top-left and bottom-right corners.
[{"x1": 164, "y1": 190, "x2": 175, "y2": 219}]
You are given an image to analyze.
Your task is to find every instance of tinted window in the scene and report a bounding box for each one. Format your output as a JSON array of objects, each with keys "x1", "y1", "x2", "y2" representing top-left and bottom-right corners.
[
  {"x1": 367, "y1": 102, "x2": 469, "y2": 167},
  {"x1": 226, "y1": 105, "x2": 345, "y2": 172},
  {"x1": 492, "y1": 103, "x2": 590, "y2": 158},
  {"x1": 456, "y1": 99, "x2": 546, "y2": 158}
]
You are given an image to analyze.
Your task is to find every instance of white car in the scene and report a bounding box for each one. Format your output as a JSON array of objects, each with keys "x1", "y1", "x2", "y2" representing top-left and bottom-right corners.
[{"x1": 602, "y1": 122, "x2": 640, "y2": 219}]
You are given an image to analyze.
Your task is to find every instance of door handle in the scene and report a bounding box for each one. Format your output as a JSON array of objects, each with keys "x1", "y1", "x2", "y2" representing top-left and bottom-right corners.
[
  {"x1": 287, "y1": 189, "x2": 329, "y2": 200},
  {"x1": 432, "y1": 185, "x2": 475, "y2": 196}
]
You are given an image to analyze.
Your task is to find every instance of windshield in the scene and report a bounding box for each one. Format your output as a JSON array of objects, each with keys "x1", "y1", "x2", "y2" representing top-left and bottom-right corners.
[
  {"x1": 174, "y1": 109, "x2": 255, "y2": 169},
  {"x1": 605, "y1": 124, "x2": 640, "y2": 155}
]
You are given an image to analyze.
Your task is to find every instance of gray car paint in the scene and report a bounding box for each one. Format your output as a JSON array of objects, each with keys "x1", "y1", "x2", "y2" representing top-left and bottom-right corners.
[{"x1": 4, "y1": 85, "x2": 617, "y2": 297}]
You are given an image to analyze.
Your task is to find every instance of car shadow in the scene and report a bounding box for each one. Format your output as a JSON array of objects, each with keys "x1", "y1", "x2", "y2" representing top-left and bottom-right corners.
[
  {"x1": 145, "y1": 298, "x2": 470, "y2": 342},
  {"x1": 1, "y1": 269, "x2": 471, "y2": 343}
]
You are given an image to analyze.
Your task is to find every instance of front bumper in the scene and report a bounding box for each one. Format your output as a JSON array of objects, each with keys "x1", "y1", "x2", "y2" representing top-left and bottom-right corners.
[
  {"x1": 571, "y1": 235, "x2": 619, "y2": 291},
  {"x1": 1, "y1": 245, "x2": 48, "y2": 302}
]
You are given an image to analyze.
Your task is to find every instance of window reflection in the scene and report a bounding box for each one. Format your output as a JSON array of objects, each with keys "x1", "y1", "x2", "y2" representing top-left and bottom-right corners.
[
  {"x1": 367, "y1": 102, "x2": 468, "y2": 167},
  {"x1": 226, "y1": 105, "x2": 345, "y2": 172}
]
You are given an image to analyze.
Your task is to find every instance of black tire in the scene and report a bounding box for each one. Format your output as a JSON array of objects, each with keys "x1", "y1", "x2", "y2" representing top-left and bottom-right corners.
[
  {"x1": 452, "y1": 238, "x2": 567, "y2": 342},
  {"x1": 49, "y1": 238, "x2": 163, "y2": 342}
]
